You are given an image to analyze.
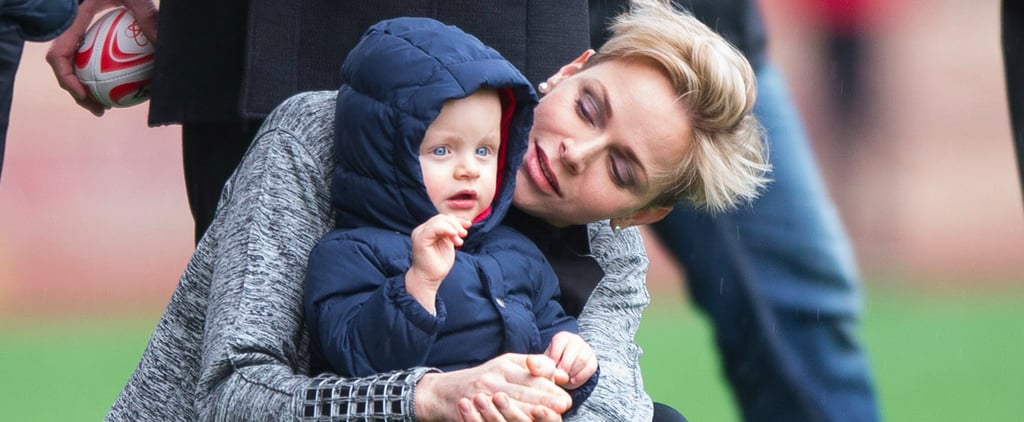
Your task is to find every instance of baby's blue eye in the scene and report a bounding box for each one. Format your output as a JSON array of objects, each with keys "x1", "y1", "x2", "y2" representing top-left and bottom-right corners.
[
  {"x1": 432, "y1": 146, "x2": 449, "y2": 156},
  {"x1": 476, "y1": 146, "x2": 491, "y2": 157}
]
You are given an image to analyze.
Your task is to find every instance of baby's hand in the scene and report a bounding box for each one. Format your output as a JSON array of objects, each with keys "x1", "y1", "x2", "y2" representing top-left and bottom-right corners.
[
  {"x1": 406, "y1": 214, "x2": 470, "y2": 313},
  {"x1": 544, "y1": 332, "x2": 597, "y2": 390}
]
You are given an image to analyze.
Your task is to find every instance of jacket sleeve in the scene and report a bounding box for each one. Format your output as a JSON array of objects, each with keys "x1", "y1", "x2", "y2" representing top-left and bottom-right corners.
[
  {"x1": 104, "y1": 92, "x2": 437, "y2": 422},
  {"x1": 304, "y1": 233, "x2": 445, "y2": 377},
  {"x1": 567, "y1": 221, "x2": 654, "y2": 422},
  {"x1": 0, "y1": 0, "x2": 77, "y2": 41}
]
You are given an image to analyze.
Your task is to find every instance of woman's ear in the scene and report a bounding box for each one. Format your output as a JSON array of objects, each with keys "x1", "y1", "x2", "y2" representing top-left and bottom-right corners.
[
  {"x1": 611, "y1": 205, "x2": 673, "y2": 229},
  {"x1": 544, "y1": 49, "x2": 595, "y2": 90}
]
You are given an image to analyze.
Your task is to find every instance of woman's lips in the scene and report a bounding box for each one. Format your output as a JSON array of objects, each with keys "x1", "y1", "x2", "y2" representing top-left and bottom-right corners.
[{"x1": 528, "y1": 142, "x2": 561, "y2": 196}]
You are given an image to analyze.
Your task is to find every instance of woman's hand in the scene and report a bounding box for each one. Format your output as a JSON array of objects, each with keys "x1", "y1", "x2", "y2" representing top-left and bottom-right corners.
[
  {"x1": 458, "y1": 392, "x2": 562, "y2": 422},
  {"x1": 45, "y1": 0, "x2": 158, "y2": 116},
  {"x1": 415, "y1": 353, "x2": 571, "y2": 421}
]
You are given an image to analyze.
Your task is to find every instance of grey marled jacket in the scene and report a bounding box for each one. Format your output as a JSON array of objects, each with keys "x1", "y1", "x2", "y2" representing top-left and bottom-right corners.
[{"x1": 105, "y1": 91, "x2": 654, "y2": 421}]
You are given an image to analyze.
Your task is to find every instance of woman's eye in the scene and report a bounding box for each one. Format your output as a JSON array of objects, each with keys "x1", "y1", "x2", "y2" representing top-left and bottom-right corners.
[
  {"x1": 610, "y1": 156, "x2": 633, "y2": 188},
  {"x1": 576, "y1": 93, "x2": 597, "y2": 126},
  {"x1": 475, "y1": 146, "x2": 492, "y2": 157},
  {"x1": 431, "y1": 146, "x2": 449, "y2": 156}
]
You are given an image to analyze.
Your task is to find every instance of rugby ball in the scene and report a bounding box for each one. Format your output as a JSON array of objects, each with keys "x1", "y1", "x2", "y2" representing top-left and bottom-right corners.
[{"x1": 74, "y1": 7, "x2": 155, "y2": 108}]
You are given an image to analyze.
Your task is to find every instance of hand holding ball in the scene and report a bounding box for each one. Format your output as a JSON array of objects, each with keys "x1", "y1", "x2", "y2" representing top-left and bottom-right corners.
[{"x1": 74, "y1": 8, "x2": 155, "y2": 108}]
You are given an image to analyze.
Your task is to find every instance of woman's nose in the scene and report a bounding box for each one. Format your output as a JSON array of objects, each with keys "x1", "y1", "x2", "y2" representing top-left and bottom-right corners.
[{"x1": 560, "y1": 137, "x2": 599, "y2": 175}]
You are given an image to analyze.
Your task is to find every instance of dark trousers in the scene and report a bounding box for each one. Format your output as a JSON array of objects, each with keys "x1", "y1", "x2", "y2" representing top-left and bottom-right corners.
[
  {"x1": 1002, "y1": 0, "x2": 1024, "y2": 200},
  {"x1": 653, "y1": 402, "x2": 688, "y2": 422},
  {"x1": 0, "y1": 27, "x2": 25, "y2": 182},
  {"x1": 181, "y1": 118, "x2": 262, "y2": 243}
]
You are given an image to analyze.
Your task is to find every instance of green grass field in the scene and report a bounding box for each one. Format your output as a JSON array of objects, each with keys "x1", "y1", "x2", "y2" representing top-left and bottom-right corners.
[
  {"x1": 639, "y1": 285, "x2": 1024, "y2": 421},
  {"x1": 2, "y1": 285, "x2": 1022, "y2": 421}
]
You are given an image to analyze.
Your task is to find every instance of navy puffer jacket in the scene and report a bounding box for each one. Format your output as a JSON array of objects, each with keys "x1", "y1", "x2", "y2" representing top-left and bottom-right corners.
[{"x1": 303, "y1": 17, "x2": 596, "y2": 405}]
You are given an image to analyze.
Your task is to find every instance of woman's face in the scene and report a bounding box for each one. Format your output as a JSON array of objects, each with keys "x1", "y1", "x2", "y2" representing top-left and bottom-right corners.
[{"x1": 513, "y1": 53, "x2": 692, "y2": 227}]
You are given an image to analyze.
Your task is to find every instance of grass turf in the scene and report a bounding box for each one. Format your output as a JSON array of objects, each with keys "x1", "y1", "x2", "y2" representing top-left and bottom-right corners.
[
  {"x1": 639, "y1": 286, "x2": 1024, "y2": 421},
  {"x1": 1, "y1": 286, "x2": 1021, "y2": 420}
]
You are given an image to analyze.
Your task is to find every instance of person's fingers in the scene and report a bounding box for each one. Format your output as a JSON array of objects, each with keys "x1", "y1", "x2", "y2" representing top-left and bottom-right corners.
[
  {"x1": 544, "y1": 333, "x2": 567, "y2": 364},
  {"x1": 470, "y1": 392, "x2": 559, "y2": 422},
  {"x1": 546, "y1": 333, "x2": 596, "y2": 387},
  {"x1": 525, "y1": 353, "x2": 555, "y2": 378},
  {"x1": 44, "y1": 0, "x2": 129, "y2": 115},
  {"x1": 530, "y1": 405, "x2": 563, "y2": 422},
  {"x1": 491, "y1": 393, "x2": 537, "y2": 422},
  {"x1": 441, "y1": 214, "x2": 470, "y2": 236},
  {"x1": 494, "y1": 354, "x2": 570, "y2": 412},
  {"x1": 572, "y1": 353, "x2": 597, "y2": 387},
  {"x1": 472, "y1": 393, "x2": 509, "y2": 422},
  {"x1": 526, "y1": 353, "x2": 568, "y2": 387},
  {"x1": 78, "y1": 96, "x2": 109, "y2": 117},
  {"x1": 416, "y1": 354, "x2": 572, "y2": 420},
  {"x1": 560, "y1": 335, "x2": 581, "y2": 370},
  {"x1": 119, "y1": 0, "x2": 159, "y2": 43},
  {"x1": 46, "y1": 12, "x2": 95, "y2": 102},
  {"x1": 466, "y1": 391, "x2": 566, "y2": 422},
  {"x1": 414, "y1": 215, "x2": 460, "y2": 244},
  {"x1": 459, "y1": 397, "x2": 485, "y2": 422},
  {"x1": 449, "y1": 221, "x2": 465, "y2": 247},
  {"x1": 427, "y1": 214, "x2": 467, "y2": 247}
]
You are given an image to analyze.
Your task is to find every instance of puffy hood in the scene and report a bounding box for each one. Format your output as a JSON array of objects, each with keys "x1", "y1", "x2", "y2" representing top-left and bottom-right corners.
[{"x1": 331, "y1": 17, "x2": 536, "y2": 240}]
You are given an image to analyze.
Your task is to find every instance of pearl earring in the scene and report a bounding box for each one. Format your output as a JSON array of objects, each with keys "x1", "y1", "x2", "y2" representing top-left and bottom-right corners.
[
  {"x1": 538, "y1": 82, "x2": 550, "y2": 94},
  {"x1": 612, "y1": 225, "x2": 623, "y2": 235}
]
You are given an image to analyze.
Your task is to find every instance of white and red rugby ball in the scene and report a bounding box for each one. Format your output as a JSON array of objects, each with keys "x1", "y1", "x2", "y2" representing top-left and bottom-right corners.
[{"x1": 74, "y1": 7, "x2": 155, "y2": 108}]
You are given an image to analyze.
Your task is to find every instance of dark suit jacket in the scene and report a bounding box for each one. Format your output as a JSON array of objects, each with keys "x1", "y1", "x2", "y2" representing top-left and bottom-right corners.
[{"x1": 148, "y1": 0, "x2": 589, "y2": 125}]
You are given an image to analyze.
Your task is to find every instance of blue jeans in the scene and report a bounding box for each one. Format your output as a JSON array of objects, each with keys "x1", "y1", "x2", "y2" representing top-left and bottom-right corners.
[
  {"x1": 650, "y1": 65, "x2": 881, "y2": 421},
  {"x1": 0, "y1": 27, "x2": 25, "y2": 182}
]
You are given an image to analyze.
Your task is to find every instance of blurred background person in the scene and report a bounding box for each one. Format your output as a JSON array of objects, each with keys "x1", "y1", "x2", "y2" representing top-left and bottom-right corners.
[
  {"x1": 1002, "y1": 0, "x2": 1024, "y2": 199},
  {"x1": 0, "y1": 0, "x2": 77, "y2": 181},
  {"x1": 591, "y1": 1, "x2": 881, "y2": 421},
  {"x1": 790, "y1": 0, "x2": 895, "y2": 246},
  {"x1": 808, "y1": 0, "x2": 880, "y2": 133}
]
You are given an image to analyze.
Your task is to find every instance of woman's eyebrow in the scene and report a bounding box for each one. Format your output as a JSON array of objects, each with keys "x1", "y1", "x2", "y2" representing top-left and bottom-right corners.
[{"x1": 594, "y1": 81, "x2": 613, "y2": 121}]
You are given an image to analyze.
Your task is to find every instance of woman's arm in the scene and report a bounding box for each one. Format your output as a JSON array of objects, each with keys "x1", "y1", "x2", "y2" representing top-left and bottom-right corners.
[{"x1": 568, "y1": 222, "x2": 654, "y2": 421}]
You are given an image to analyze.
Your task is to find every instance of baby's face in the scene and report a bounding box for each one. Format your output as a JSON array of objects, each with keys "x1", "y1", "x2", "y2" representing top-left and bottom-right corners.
[{"x1": 419, "y1": 89, "x2": 502, "y2": 222}]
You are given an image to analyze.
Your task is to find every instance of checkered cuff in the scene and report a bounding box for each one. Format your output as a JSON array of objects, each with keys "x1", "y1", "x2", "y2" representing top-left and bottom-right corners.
[{"x1": 296, "y1": 367, "x2": 439, "y2": 421}]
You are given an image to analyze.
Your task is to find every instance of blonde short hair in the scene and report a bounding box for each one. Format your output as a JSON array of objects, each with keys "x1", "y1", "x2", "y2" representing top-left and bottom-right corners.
[{"x1": 586, "y1": 0, "x2": 771, "y2": 213}]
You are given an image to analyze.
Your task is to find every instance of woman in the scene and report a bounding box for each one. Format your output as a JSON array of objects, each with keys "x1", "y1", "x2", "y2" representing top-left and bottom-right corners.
[{"x1": 105, "y1": 1, "x2": 767, "y2": 421}]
